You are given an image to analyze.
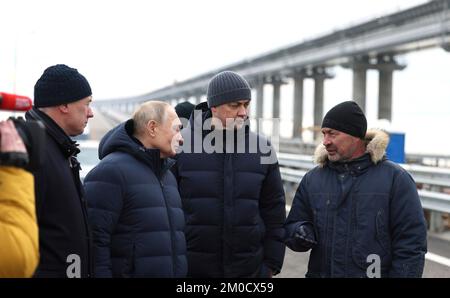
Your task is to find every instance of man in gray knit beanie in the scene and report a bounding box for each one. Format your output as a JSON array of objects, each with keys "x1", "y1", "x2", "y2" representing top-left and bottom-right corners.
[
  {"x1": 173, "y1": 70, "x2": 286, "y2": 278},
  {"x1": 206, "y1": 70, "x2": 251, "y2": 130}
]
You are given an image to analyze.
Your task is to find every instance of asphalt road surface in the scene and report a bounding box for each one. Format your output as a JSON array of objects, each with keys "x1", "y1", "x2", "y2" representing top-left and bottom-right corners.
[{"x1": 276, "y1": 234, "x2": 450, "y2": 278}]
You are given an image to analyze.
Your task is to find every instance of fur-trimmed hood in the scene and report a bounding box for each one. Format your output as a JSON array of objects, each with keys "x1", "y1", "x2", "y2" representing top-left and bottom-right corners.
[{"x1": 314, "y1": 129, "x2": 390, "y2": 167}]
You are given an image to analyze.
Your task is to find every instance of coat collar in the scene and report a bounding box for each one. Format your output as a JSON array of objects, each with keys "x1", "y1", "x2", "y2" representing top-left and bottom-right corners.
[
  {"x1": 25, "y1": 107, "x2": 80, "y2": 159},
  {"x1": 314, "y1": 129, "x2": 389, "y2": 168},
  {"x1": 101, "y1": 119, "x2": 175, "y2": 179}
]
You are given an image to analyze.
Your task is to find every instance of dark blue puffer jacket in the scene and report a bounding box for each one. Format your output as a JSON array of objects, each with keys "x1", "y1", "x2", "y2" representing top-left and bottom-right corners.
[
  {"x1": 285, "y1": 130, "x2": 427, "y2": 278},
  {"x1": 173, "y1": 103, "x2": 286, "y2": 278},
  {"x1": 84, "y1": 120, "x2": 187, "y2": 278}
]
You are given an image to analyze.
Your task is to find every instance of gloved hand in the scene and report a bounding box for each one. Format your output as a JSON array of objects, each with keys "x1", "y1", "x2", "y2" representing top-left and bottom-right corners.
[{"x1": 294, "y1": 223, "x2": 317, "y2": 249}]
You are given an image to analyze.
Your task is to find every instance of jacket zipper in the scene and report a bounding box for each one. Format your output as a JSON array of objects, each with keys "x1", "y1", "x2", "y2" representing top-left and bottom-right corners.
[
  {"x1": 69, "y1": 157, "x2": 92, "y2": 277},
  {"x1": 159, "y1": 175, "x2": 177, "y2": 276},
  {"x1": 323, "y1": 198, "x2": 331, "y2": 276}
]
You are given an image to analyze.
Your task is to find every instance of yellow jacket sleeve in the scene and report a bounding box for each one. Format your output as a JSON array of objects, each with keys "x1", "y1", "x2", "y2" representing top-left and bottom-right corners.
[{"x1": 0, "y1": 166, "x2": 39, "y2": 277}]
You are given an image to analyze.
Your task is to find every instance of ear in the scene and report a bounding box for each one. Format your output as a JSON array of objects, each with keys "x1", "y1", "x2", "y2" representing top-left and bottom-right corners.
[
  {"x1": 211, "y1": 106, "x2": 217, "y2": 114},
  {"x1": 58, "y1": 104, "x2": 70, "y2": 114},
  {"x1": 146, "y1": 120, "x2": 158, "y2": 137}
]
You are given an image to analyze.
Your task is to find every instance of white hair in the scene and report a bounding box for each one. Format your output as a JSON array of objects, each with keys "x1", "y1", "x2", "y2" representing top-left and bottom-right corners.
[{"x1": 133, "y1": 101, "x2": 171, "y2": 136}]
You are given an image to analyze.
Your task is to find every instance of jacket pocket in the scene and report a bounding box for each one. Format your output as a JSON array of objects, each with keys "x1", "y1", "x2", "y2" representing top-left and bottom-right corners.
[
  {"x1": 257, "y1": 215, "x2": 266, "y2": 243},
  {"x1": 375, "y1": 209, "x2": 390, "y2": 254},
  {"x1": 121, "y1": 243, "x2": 136, "y2": 278},
  {"x1": 310, "y1": 193, "x2": 332, "y2": 274},
  {"x1": 352, "y1": 193, "x2": 391, "y2": 270},
  {"x1": 310, "y1": 193, "x2": 332, "y2": 244}
]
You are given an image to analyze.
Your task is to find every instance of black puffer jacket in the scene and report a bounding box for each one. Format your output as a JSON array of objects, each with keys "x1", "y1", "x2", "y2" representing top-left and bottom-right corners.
[
  {"x1": 173, "y1": 102, "x2": 286, "y2": 278},
  {"x1": 26, "y1": 108, "x2": 92, "y2": 278},
  {"x1": 84, "y1": 120, "x2": 187, "y2": 278}
]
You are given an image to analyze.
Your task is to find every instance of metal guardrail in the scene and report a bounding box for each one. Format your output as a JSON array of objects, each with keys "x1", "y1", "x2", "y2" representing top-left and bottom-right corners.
[
  {"x1": 278, "y1": 138, "x2": 450, "y2": 168},
  {"x1": 278, "y1": 152, "x2": 450, "y2": 213},
  {"x1": 402, "y1": 164, "x2": 450, "y2": 188},
  {"x1": 406, "y1": 153, "x2": 450, "y2": 168},
  {"x1": 419, "y1": 190, "x2": 450, "y2": 213}
]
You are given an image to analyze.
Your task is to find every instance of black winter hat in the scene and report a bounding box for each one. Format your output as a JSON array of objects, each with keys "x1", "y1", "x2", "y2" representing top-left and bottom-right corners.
[
  {"x1": 206, "y1": 71, "x2": 251, "y2": 108},
  {"x1": 321, "y1": 101, "x2": 367, "y2": 139},
  {"x1": 175, "y1": 101, "x2": 195, "y2": 120},
  {"x1": 34, "y1": 64, "x2": 92, "y2": 108}
]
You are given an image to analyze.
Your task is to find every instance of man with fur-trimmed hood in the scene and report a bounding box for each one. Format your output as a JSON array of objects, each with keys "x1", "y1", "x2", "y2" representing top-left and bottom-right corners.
[{"x1": 284, "y1": 101, "x2": 427, "y2": 278}]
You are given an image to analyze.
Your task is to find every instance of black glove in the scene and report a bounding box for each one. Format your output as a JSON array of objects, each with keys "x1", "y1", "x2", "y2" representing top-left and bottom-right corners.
[{"x1": 294, "y1": 223, "x2": 317, "y2": 249}]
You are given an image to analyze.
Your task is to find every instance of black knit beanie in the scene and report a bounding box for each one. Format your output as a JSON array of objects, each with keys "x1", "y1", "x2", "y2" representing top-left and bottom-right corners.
[
  {"x1": 206, "y1": 71, "x2": 251, "y2": 108},
  {"x1": 175, "y1": 101, "x2": 195, "y2": 120},
  {"x1": 34, "y1": 64, "x2": 92, "y2": 108},
  {"x1": 321, "y1": 101, "x2": 367, "y2": 139}
]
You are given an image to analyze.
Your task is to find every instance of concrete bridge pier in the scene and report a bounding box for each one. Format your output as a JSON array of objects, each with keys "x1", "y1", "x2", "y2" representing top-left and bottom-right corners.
[
  {"x1": 312, "y1": 67, "x2": 333, "y2": 141},
  {"x1": 352, "y1": 57, "x2": 370, "y2": 112},
  {"x1": 254, "y1": 77, "x2": 265, "y2": 134},
  {"x1": 377, "y1": 54, "x2": 405, "y2": 121},
  {"x1": 342, "y1": 56, "x2": 370, "y2": 113},
  {"x1": 292, "y1": 71, "x2": 305, "y2": 139},
  {"x1": 344, "y1": 54, "x2": 405, "y2": 121},
  {"x1": 271, "y1": 76, "x2": 287, "y2": 138}
]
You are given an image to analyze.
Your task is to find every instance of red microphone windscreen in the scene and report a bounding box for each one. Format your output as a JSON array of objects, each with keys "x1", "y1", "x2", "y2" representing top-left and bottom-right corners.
[{"x1": 0, "y1": 92, "x2": 33, "y2": 111}]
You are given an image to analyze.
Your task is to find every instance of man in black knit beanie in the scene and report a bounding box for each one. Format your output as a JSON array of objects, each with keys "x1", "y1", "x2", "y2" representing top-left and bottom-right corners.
[
  {"x1": 25, "y1": 64, "x2": 94, "y2": 278},
  {"x1": 285, "y1": 100, "x2": 427, "y2": 278}
]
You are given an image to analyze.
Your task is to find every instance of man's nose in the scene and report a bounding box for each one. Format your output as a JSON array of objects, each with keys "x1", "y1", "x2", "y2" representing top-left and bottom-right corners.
[
  {"x1": 237, "y1": 105, "x2": 248, "y2": 117},
  {"x1": 322, "y1": 135, "x2": 330, "y2": 146},
  {"x1": 87, "y1": 107, "x2": 94, "y2": 118}
]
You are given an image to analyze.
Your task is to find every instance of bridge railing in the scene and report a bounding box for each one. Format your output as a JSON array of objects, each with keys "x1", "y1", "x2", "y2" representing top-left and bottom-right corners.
[
  {"x1": 98, "y1": 108, "x2": 130, "y2": 125},
  {"x1": 278, "y1": 153, "x2": 450, "y2": 223},
  {"x1": 406, "y1": 153, "x2": 450, "y2": 168},
  {"x1": 278, "y1": 138, "x2": 450, "y2": 168}
]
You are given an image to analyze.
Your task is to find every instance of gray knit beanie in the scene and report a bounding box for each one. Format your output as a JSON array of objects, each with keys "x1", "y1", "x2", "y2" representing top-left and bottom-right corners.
[{"x1": 206, "y1": 71, "x2": 251, "y2": 108}]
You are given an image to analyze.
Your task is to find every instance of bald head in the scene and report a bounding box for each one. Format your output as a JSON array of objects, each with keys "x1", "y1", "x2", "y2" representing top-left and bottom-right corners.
[
  {"x1": 133, "y1": 101, "x2": 171, "y2": 137},
  {"x1": 132, "y1": 100, "x2": 183, "y2": 158}
]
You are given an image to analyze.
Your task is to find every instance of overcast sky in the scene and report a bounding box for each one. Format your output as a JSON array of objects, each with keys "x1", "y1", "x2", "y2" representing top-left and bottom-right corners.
[
  {"x1": 1, "y1": 0, "x2": 428, "y2": 99},
  {"x1": 2, "y1": 0, "x2": 449, "y2": 155}
]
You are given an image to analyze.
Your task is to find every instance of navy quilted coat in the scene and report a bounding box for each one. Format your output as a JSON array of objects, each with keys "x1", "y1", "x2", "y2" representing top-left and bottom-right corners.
[
  {"x1": 84, "y1": 120, "x2": 187, "y2": 277},
  {"x1": 173, "y1": 103, "x2": 286, "y2": 278},
  {"x1": 285, "y1": 130, "x2": 427, "y2": 277}
]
